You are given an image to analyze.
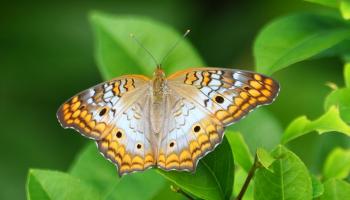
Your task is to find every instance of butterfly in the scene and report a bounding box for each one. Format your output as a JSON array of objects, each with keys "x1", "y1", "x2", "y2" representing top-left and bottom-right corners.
[{"x1": 57, "y1": 66, "x2": 279, "y2": 176}]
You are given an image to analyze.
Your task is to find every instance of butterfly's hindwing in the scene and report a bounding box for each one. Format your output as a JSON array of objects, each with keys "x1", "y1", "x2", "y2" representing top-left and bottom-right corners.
[{"x1": 157, "y1": 94, "x2": 224, "y2": 171}]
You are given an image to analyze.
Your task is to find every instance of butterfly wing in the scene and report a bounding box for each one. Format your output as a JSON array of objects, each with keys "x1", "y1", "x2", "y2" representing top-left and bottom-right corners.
[
  {"x1": 158, "y1": 67, "x2": 279, "y2": 171},
  {"x1": 57, "y1": 75, "x2": 156, "y2": 175}
]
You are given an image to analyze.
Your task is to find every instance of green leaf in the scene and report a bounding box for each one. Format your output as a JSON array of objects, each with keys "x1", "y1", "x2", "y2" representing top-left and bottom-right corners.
[
  {"x1": 226, "y1": 131, "x2": 253, "y2": 172},
  {"x1": 311, "y1": 175, "x2": 324, "y2": 198},
  {"x1": 103, "y1": 170, "x2": 168, "y2": 200},
  {"x1": 159, "y1": 137, "x2": 234, "y2": 200},
  {"x1": 90, "y1": 12, "x2": 204, "y2": 80},
  {"x1": 254, "y1": 145, "x2": 313, "y2": 200},
  {"x1": 304, "y1": 0, "x2": 338, "y2": 8},
  {"x1": 26, "y1": 169, "x2": 101, "y2": 200},
  {"x1": 254, "y1": 12, "x2": 350, "y2": 75},
  {"x1": 229, "y1": 108, "x2": 283, "y2": 153},
  {"x1": 323, "y1": 147, "x2": 350, "y2": 180},
  {"x1": 256, "y1": 148, "x2": 275, "y2": 171},
  {"x1": 282, "y1": 106, "x2": 350, "y2": 144},
  {"x1": 320, "y1": 179, "x2": 350, "y2": 200},
  {"x1": 69, "y1": 143, "x2": 120, "y2": 193},
  {"x1": 341, "y1": 0, "x2": 350, "y2": 20},
  {"x1": 324, "y1": 88, "x2": 350, "y2": 123}
]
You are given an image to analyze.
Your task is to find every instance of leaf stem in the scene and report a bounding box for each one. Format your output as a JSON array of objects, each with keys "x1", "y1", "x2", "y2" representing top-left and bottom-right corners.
[
  {"x1": 170, "y1": 185, "x2": 194, "y2": 200},
  {"x1": 235, "y1": 155, "x2": 259, "y2": 200}
]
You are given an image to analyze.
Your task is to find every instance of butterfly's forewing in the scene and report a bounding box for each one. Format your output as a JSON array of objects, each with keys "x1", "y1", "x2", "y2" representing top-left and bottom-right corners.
[
  {"x1": 57, "y1": 75, "x2": 156, "y2": 175},
  {"x1": 160, "y1": 68, "x2": 279, "y2": 171}
]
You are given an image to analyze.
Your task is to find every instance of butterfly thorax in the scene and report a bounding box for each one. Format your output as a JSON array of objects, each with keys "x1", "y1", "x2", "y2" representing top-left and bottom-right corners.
[{"x1": 152, "y1": 68, "x2": 167, "y2": 102}]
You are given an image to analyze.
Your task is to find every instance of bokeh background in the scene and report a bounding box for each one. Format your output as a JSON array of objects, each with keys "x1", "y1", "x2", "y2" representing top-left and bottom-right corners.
[{"x1": 1, "y1": 0, "x2": 349, "y2": 199}]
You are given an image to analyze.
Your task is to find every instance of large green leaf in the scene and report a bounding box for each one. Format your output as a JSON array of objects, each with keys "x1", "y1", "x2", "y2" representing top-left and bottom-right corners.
[
  {"x1": 226, "y1": 131, "x2": 253, "y2": 173},
  {"x1": 26, "y1": 169, "x2": 101, "y2": 200},
  {"x1": 254, "y1": 145, "x2": 313, "y2": 200},
  {"x1": 282, "y1": 106, "x2": 350, "y2": 144},
  {"x1": 90, "y1": 12, "x2": 204, "y2": 80},
  {"x1": 158, "y1": 137, "x2": 234, "y2": 200},
  {"x1": 320, "y1": 179, "x2": 350, "y2": 200},
  {"x1": 322, "y1": 147, "x2": 350, "y2": 180},
  {"x1": 254, "y1": 12, "x2": 350, "y2": 75}
]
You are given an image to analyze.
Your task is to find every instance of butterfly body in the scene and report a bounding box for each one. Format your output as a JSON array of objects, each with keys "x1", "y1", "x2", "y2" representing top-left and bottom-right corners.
[{"x1": 57, "y1": 67, "x2": 279, "y2": 176}]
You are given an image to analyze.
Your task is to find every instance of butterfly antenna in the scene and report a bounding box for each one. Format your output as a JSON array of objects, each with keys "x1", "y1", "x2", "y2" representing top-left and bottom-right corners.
[
  {"x1": 130, "y1": 33, "x2": 160, "y2": 67},
  {"x1": 160, "y1": 29, "x2": 191, "y2": 68}
]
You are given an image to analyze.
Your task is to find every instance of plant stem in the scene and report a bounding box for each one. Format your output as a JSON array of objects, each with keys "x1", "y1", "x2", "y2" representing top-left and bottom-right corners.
[
  {"x1": 235, "y1": 155, "x2": 259, "y2": 200},
  {"x1": 170, "y1": 185, "x2": 194, "y2": 200}
]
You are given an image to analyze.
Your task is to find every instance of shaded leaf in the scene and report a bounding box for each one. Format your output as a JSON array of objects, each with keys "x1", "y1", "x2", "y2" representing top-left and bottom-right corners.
[
  {"x1": 226, "y1": 131, "x2": 253, "y2": 172},
  {"x1": 320, "y1": 179, "x2": 350, "y2": 200},
  {"x1": 323, "y1": 147, "x2": 350, "y2": 180},
  {"x1": 311, "y1": 175, "x2": 324, "y2": 198},
  {"x1": 90, "y1": 12, "x2": 204, "y2": 80},
  {"x1": 256, "y1": 147, "x2": 275, "y2": 172},
  {"x1": 159, "y1": 137, "x2": 234, "y2": 200},
  {"x1": 282, "y1": 106, "x2": 350, "y2": 144},
  {"x1": 254, "y1": 145, "x2": 313, "y2": 200},
  {"x1": 254, "y1": 12, "x2": 350, "y2": 75},
  {"x1": 26, "y1": 169, "x2": 101, "y2": 200}
]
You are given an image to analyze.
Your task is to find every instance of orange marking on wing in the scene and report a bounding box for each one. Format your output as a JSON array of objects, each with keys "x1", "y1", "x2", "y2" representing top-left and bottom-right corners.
[
  {"x1": 229, "y1": 105, "x2": 238, "y2": 114},
  {"x1": 264, "y1": 78, "x2": 273, "y2": 85},
  {"x1": 63, "y1": 104, "x2": 70, "y2": 110},
  {"x1": 179, "y1": 150, "x2": 191, "y2": 162},
  {"x1": 72, "y1": 96, "x2": 78, "y2": 103},
  {"x1": 258, "y1": 96, "x2": 268, "y2": 102},
  {"x1": 94, "y1": 123, "x2": 106, "y2": 133},
  {"x1": 202, "y1": 71, "x2": 211, "y2": 86},
  {"x1": 240, "y1": 92, "x2": 249, "y2": 99},
  {"x1": 248, "y1": 89, "x2": 261, "y2": 97},
  {"x1": 113, "y1": 81, "x2": 121, "y2": 96},
  {"x1": 235, "y1": 98, "x2": 244, "y2": 106},
  {"x1": 88, "y1": 121, "x2": 96, "y2": 129},
  {"x1": 209, "y1": 132, "x2": 219, "y2": 143},
  {"x1": 261, "y1": 89, "x2": 272, "y2": 97},
  {"x1": 71, "y1": 101, "x2": 81, "y2": 111},
  {"x1": 250, "y1": 80, "x2": 262, "y2": 89},
  {"x1": 72, "y1": 110, "x2": 81, "y2": 118},
  {"x1": 64, "y1": 112, "x2": 72, "y2": 120},
  {"x1": 80, "y1": 110, "x2": 87, "y2": 118},
  {"x1": 185, "y1": 71, "x2": 198, "y2": 85},
  {"x1": 254, "y1": 74, "x2": 262, "y2": 81}
]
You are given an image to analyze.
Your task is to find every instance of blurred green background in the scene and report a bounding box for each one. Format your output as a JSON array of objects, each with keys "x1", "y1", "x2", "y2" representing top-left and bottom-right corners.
[{"x1": 1, "y1": 0, "x2": 349, "y2": 199}]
